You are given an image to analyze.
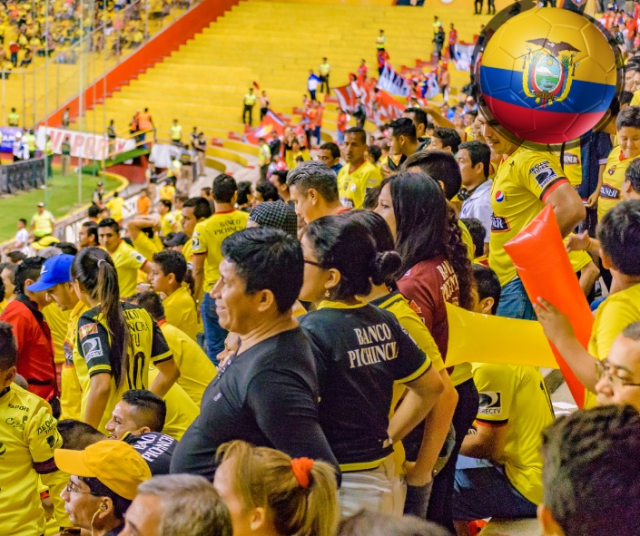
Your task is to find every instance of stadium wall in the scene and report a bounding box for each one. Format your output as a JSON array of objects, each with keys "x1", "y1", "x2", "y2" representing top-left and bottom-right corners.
[{"x1": 46, "y1": 0, "x2": 240, "y2": 128}]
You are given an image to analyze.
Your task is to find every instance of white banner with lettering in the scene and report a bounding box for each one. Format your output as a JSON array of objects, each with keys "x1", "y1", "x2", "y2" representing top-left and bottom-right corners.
[{"x1": 36, "y1": 127, "x2": 135, "y2": 160}]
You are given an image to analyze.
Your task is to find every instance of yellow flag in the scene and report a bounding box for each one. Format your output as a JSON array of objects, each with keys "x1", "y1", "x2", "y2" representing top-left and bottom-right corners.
[{"x1": 446, "y1": 303, "x2": 559, "y2": 369}]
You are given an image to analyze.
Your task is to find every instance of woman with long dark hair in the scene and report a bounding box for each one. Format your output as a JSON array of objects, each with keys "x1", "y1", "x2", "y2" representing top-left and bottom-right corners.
[
  {"x1": 71, "y1": 247, "x2": 180, "y2": 433},
  {"x1": 298, "y1": 216, "x2": 444, "y2": 517},
  {"x1": 343, "y1": 209, "x2": 458, "y2": 515},
  {"x1": 375, "y1": 171, "x2": 478, "y2": 529}
]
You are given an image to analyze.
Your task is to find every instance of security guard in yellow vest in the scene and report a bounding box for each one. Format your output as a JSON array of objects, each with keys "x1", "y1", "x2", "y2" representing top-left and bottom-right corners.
[
  {"x1": 258, "y1": 137, "x2": 271, "y2": 182},
  {"x1": 170, "y1": 119, "x2": 182, "y2": 146},
  {"x1": 376, "y1": 30, "x2": 386, "y2": 51},
  {"x1": 243, "y1": 87, "x2": 257, "y2": 126},
  {"x1": 31, "y1": 203, "x2": 55, "y2": 238},
  {"x1": 8, "y1": 107, "x2": 19, "y2": 127},
  {"x1": 24, "y1": 129, "x2": 36, "y2": 159},
  {"x1": 45, "y1": 135, "x2": 54, "y2": 179},
  {"x1": 319, "y1": 58, "x2": 331, "y2": 94}
]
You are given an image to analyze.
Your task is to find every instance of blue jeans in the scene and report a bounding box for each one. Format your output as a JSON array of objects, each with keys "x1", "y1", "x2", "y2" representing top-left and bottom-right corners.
[
  {"x1": 201, "y1": 293, "x2": 227, "y2": 366},
  {"x1": 496, "y1": 278, "x2": 536, "y2": 320},
  {"x1": 337, "y1": 130, "x2": 344, "y2": 144},
  {"x1": 452, "y1": 457, "x2": 537, "y2": 521}
]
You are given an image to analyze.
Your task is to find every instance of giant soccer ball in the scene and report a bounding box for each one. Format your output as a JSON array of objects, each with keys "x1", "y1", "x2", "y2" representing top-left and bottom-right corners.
[{"x1": 478, "y1": 7, "x2": 619, "y2": 144}]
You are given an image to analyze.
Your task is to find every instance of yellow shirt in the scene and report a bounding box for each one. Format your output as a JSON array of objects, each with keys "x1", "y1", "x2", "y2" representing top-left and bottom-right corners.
[
  {"x1": 32, "y1": 211, "x2": 54, "y2": 238},
  {"x1": 149, "y1": 366, "x2": 199, "y2": 440},
  {"x1": 159, "y1": 184, "x2": 176, "y2": 201},
  {"x1": 489, "y1": 145, "x2": 568, "y2": 286},
  {"x1": 107, "y1": 240, "x2": 147, "y2": 298},
  {"x1": 567, "y1": 243, "x2": 592, "y2": 273},
  {"x1": 631, "y1": 89, "x2": 640, "y2": 106},
  {"x1": 584, "y1": 283, "x2": 640, "y2": 408},
  {"x1": 0, "y1": 298, "x2": 7, "y2": 314},
  {"x1": 159, "y1": 321, "x2": 217, "y2": 406},
  {"x1": 0, "y1": 385, "x2": 65, "y2": 536},
  {"x1": 132, "y1": 232, "x2": 163, "y2": 263},
  {"x1": 472, "y1": 363, "x2": 554, "y2": 505},
  {"x1": 163, "y1": 286, "x2": 199, "y2": 341},
  {"x1": 106, "y1": 197, "x2": 125, "y2": 222},
  {"x1": 182, "y1": 237, "x2": 193, "y2": 269},
  {"x1": 191, "y1": 209, "x2": 250, "y2": 292},
  {"x1": 160, "y1": 212, "x2": 176, "y2": 237},
  {"x1": 60, "y1": 301, "x2": 88, "y2": 421},
  {"x1": 598, "y1": 146, "x2": 636, "y2": 221},
  {"x1": 459, "y1": 219, "x2": 476, "y2": 263},
  {"x1": 372, "y1": 291, "x2": 440, "y2": 474},
  {"x1": 42, "y1": 304, "x2": 70, "y2": 365},
  {"x1": 171, "y1": 210, "x2": 183, "y2": 232},
  {"x1": 561, "y1": 145, "x2": 582, "y2": 187},
  {"x1": 73, "y1": 303, "x2": 173, "y2": 434},
  {"x1": 337, "y1": 161, "x2": 382, "y2": 209}
]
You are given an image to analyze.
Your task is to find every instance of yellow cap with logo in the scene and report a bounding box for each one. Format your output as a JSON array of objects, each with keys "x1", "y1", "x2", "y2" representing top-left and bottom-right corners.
[{"x1": 55, "y1": 440, "x2": 151, "y2": 500}]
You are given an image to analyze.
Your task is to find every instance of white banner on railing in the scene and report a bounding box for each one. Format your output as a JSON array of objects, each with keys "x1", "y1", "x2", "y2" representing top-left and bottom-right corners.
[{"x1": 35, "y1": 127, "x2": 135, "y2": 160}]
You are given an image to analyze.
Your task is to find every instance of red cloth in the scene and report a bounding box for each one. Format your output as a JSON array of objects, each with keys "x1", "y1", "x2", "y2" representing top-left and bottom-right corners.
[
  {"x1": 0, "y1": 296, "x2": 57, "y2": 400},
  {"x1": 448, "y1": 29, "x2": 458, "y2": 45},
  {"x1": 308, "y1": 108, "x2": 318, "y2": 128},
  {"x1": 337, "y1": 113, "x2": 347, "y2": 132},
  {"x1": 315, "y1": 105, "x2": 324, "y2": 128},
  {"x1": 397, "y1": 256, "x2": 460, "y2": 361},
  {"x1": 626, "y1": 18, "x2": 637, "y2": 37}
]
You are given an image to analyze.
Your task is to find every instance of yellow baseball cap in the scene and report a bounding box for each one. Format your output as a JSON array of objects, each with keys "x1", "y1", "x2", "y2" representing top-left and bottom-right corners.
[{"x1": 55, "y1": 441, "x2": 151, "y2": 501}]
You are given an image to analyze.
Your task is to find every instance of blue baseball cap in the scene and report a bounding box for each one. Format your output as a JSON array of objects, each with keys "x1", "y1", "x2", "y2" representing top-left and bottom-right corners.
[{"x1": 27, "y1": 254, "x2": 75, "y2": 292}]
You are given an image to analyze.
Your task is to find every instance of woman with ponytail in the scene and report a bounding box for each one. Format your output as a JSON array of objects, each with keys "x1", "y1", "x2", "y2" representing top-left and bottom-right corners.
[
  {"x1": 298, "y1": 215, "x2": 439, "y2": 516},
  {"x1": 214, "y1": 440, "x2": 338, "y2": 536},
  {"x1": 71, "y1": 247, "x2": 180, "y2": 433},
  {"x1": 343, "y1": 209, "x2": 458, "y2": 515},
  {"x1": 374, "y1": 171, "x2": 477, "y2": 530}
]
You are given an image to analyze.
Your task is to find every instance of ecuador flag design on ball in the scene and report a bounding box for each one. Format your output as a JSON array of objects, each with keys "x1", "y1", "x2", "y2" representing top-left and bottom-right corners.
[{"x1": 479, "y1": 7, "x2": 618, "y2": 144}]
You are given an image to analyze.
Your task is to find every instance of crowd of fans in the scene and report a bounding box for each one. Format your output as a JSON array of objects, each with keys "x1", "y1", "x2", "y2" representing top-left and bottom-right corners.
[
  {"x1": 4, "y1": 5, "x2": 640, "y2": 536},
  {"x1": 0, "y1": 0, "x2": 193, "y2": 76},
  {"x1": 3, "y1": 86, "x2": 640, "y2": 536}
]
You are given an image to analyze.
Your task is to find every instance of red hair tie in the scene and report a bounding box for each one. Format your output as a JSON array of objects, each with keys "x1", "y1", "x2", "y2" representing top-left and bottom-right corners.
[{"x1": 291, "y1": 457, "x2": 314, "y2": 488}]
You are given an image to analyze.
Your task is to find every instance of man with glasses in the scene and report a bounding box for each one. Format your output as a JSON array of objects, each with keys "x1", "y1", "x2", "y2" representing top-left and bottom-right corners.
[
  {"x1": 535, "y1": 200, "x2": 640, "y2": 408},
  {"x1": 478, "y1": 111, "x2": 585, "y2": 320},
  {"x1": 171, "y1": 228, "x2": 339, "y2": 480},
  {"x1": 55, "y1": 440, "x2": 151, "y2": 536}
]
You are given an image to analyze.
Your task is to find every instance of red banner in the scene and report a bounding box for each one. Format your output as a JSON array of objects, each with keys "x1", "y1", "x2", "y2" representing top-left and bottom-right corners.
[
  {"x1": 332, "y1": 77, "x2": 404, "y2": 123},
  {"x1": 244, "y1": 111, "x2": 286, "y2": 146}
]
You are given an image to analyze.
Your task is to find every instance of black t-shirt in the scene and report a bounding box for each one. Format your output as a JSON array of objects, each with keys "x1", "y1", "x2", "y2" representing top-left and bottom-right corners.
[
  {"x1": 299, "y1": 302, "x2": 430, "y2": 471},
  {"x1": 123, "y1": 431, "x2": 176, "y2": 475},
  {"x1": 170, "y1": 328, "x2": 339, "y2": 480}
]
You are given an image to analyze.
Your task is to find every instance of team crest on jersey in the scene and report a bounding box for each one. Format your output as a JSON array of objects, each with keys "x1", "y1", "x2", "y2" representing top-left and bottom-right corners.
[
  {"x1": 522, "y1": 39, "x2": 579, "y2": 107},
  {"x1": 478, "y1": 391, "x2": 502, "y2": 415},
  {"x1": 608, "y1": 165, "x2": 616, "y2": 175}
]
